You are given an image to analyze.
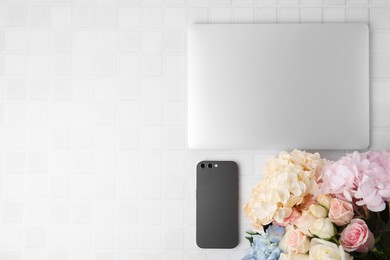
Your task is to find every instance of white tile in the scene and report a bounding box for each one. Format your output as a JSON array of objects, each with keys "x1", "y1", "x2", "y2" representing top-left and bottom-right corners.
[
  {"x1": 93, "y1": 201, "x2": 115, "y2": 223},
  {"x1": 71, "y1": 127, "x2": 94, "y2": 149},
  {"x1": 347, "y1": 8, "x2": 369, "y2": 23},
  {"x1": 29, "y1": 31, "x2": 49, "y2": 51},
  {"x1": 163, "y1": 102, "x2": 185, "y2": 126},
  {"x1": 48, "y1": 151, "x2": 70, "y2": 174},
  {"x1": 139, "y1": 201, "x2": 161, "y2": 224},
  {"x1": 140, "y1": 177, "x2": 161, "y2": 199},
  {"x1": 371, "y1": 130, "x2": 390, "y2": 150},
  {"x1": 5, "y1": 30, "x2": 26, "y2": 51},
  {"x1": 28, "y1": 103, "x2": 48, "y2": 124},
  {"x1": 71, "y1": 151, "x2": 93, "y2": 174},
  {"x1": 97, "y1": 54, "x2": 117, "y2": 76},
  {"x1": 53, "y1": 54, "x2": 72, "y2": 75},
  {"x1": 372, "y1": 57, "x2": 390, "y2": 78},
  {"x1": 72, "y1": 78, "x2": 94, "y2": 100},
  {"x1": 30, "y1": 54, "x2": 50, "y2": 75},
  {"x1": 143, "y1": 8, "x2": 163, "y2": 28},
  {"x1": 48, "y1": 201, "x2": 69, "y2": 223},
  {"x1": 70, "y1": 175, "x2": 93, "y2": 199},
  {"x1": 2, "y1": 127, "x2": 25, "y2": 149},
  {"x1": 69, "y1": 224, "x2": 91, "y2": 249},
  {"x1": 117, "y1": 103, "x2": 140, "y2": 125},
  {"x1": 117, "y1": 127, "x2": 140, "y2": 150},
  {"x1": 52, "y1": 6, "x2": 72, "y2": 27},
  {"x1": 27, "y1": 126, "x2": 48, "y2": 149},
  {"x1": 4, "y1": 102, "x2": 26, "y2": 124},
  {"x1": 161, "y1": 201, "x2": 184, "y2": 225},
  {"x1": 372, "y1": 105, "x2": 390, "y2": 128},
  {"x1": 162, "y1": 152, "x2": 185, "y2": 175},
  {"x1": 48, "y1": 175, "x2": 70, "y2": 199},
  {"x1": 70, "y1": 202, "x2": 92, "y2": 224},
  {"x1": 95, "y1": 102, "x2": 117, "y2": 125},
  {"x1": 97, "y1": 31, "x2": 117, "y2": 52},
  {"x1": 142, "y1": 31, "x2": 163, "y2": 52},
  {"x1": 163, "y1": 79, "x2": 186, "y2": 101},
  {"x1": 163, "y1": 127, "x2": 185, "y2": 150},
  {"x1": 93, "y1": 175, "x2": 116, "y2": 199},
  {"x1": 0, "y1": 201, "x2": 24, "y2": 223},
  {"x1": 53, "y1": 77, "x2": 71, "y2": 99},
  {"x1": 48, "y1": 102, "x2": 70, "y2": 124},
  {"x1": 162, "y1": 227, "x2": 184, "y2": 249},
  {"x1": 29, "y1": 78, "x2": 50, "y2": 99},
  {"x1": 119, "y1": 31, "x2": 140, "y2": 51},
  {"x1": 278, "y1": 8, "x2": 300, "y2": 23},
  {"x1": 140, "y1": 126, "x2": 162, "y2": 150},
  {"x1": 188, "y1": 7, "x2": 209, "y2": 24},
  {"x1": 74, "y1": 6, "x2": 95, "y2": 27},
  {"x1": 142, "y1": 55, "x2": 163, "y2": 76},
  {"x1": 372, "y1": 32, "x2": 390, "y2": 55},
  {"x1": 371, "y1": 81, "x2": 390, "y2": 104},
  {"x1": 0, "y1": 224, "x2": 23, "y2": 249},
  {"x1": 73, "y1": 54, "x2": 95, "y2": 75},
  {"x1": 94, "y1": 151, "x2": 116, "y2": 174},
  {"x1": 94, "y1": 126, "x2": 117, "y2": 150},
  {"x1": 116, "y1": 201, "x2": 138, "y2": 224},
  {"x1": 25, "y1": 174, "x2": 47, "y2": 199},
  {"x1": 6, "y1": 54, "x2": 26, "y2": 75},
  {"x1": 51, "y1": 31, "x2": 72, "y2": 51},
  {"x1": 162, "y1": 177, "x2": 184, "y2": 199},
  {"x1": 92, "y1": 225, "x2": 115, "y2": 249},
  {"x1": 325, "y1": 0, "x2": 345, "y2": 4},
  {"x1": 29, "y1": 6, "x2": 50, "y2": 27},
  {"x1": 70, "y1": 103, "x2": 94, "y2": 124},
  {"x1": 234, "y1": 8, "x2": 254, "y2": 23},
  {"x1": 95, "y1": 77, "x2": 116, "y2": 100},
  {"x1": 96, "y1": 6, "x2": 117, "y2": 28},
  {"x1": 50, "y1": 126, "x2": 70, "y2": 149},
  {"x1": 24, "y1": 200, "x2": 46, "y2": 224},
  {"x1": 142, "y1": 79, "x2": 162, "y2": 101},
  {"x1": 163, "y1": 32, "x2": 186, "y2": 53},
  {"x1": 74, "y1": 31, "x2": 95, "y2": 52},
  {"x1": 46, "y1": 224, "x2": 69, "y2": 249},
  {"x1": 6, "y1": 5, "x2": 27, "y2": 27},
  {"x1": 164, "y1": 8, "x2": 186, "y2": 28},
  {"x1": 115, "y1": 227, "x2": 137, "y2": 250},
  {"x1": 164, "y1": 55, "x2": 186, "y2": 76},
  {"x1": 142, "y1": 103, "x2": 162, "y2": 125},
  {"x1": 118, "y1": 78, "x2": 140, "y2": 101},
  {"x1": 3, "y1": 151, "x2": 25, "y2": 173},
  {"x1": 324, "y1": 8, "x2": 346, "y2": 22},
  {"x1": 119, "y1": 7, "x2": 140, "y2": 28},
  {"x1": 301, "y1": 8, "x2": 323, "y2": 22},
  {"x1": 117, "y1": 151, "x2": 140, "y2": 174},
  {"x1": 117, "y1": 175, "x2": 138, "y2": 200},
  {"x1": 23, "y1": 226, "x2": 45, "y2": 248},
  {"x1": 5, "y1": 78, "x2": 26, "y2": 99},
  {"x1": 119, "y1": 54, "x2": 139, "y2": 76},
  {"x1": 69, "y1": 251, "x2": 91, "y2": 260},
  {"x1": 211, "y1": 8, "x2": 232, "y2": 23}
]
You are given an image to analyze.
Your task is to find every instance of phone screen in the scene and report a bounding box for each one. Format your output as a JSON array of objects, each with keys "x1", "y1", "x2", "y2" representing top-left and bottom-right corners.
[{"x1": 196, "y1": 161, "x2": 239, "y2": 248}]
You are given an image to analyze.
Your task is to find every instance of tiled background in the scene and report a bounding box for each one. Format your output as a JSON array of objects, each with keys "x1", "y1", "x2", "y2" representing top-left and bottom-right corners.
[{"x1": 0, "y1": 0, "x2": 389, "y2": 259}]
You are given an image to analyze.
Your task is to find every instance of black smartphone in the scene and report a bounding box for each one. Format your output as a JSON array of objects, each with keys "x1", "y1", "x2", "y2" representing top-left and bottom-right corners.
[{"x1": 196, "y1": 161, "x2": 239, "y2": 249}]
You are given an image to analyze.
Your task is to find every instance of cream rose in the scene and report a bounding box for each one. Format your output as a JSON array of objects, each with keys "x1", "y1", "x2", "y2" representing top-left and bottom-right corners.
[
  {"x1": 309, "y1": 204, "x2": 328, "y2": 219},
  {"x1": 287, "y1": 229, "x2": 310, "y2": 254},
  {"x1": 329, "y1": 198, "x2": 354, "y2": 226},
  {"x1": 309, "y1": 218, "x2": 335, "y2": 239},
  {"x1": 317, "y1": 194, "x2": 333, "y2": 210},
  {"x1": 309, "y1": 238, "x2": 352, "y2": 260},
  {"x1": 296, "y1": 211, "x2": 317, "y2": 237},
  {"x1": 280, "y1": 253, "x2": 310, "y2": 260}
]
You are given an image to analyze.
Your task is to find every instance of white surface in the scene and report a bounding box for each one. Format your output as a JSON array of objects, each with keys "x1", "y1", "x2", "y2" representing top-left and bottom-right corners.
[
  {"x1": 188, "y1": 24, "x2": 369, "y2": 150},
  {"x1": 0, "y1": 1, "x2": 389, "y2": 259}
]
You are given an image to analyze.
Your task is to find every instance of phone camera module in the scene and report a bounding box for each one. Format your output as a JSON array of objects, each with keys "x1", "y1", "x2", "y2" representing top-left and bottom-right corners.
[
  {"x1": 207, "y1": 163, "x2": 212, "y2": 168},
  {"x1": 200, "y1": 163, "x2": 205, "y2": 168}
]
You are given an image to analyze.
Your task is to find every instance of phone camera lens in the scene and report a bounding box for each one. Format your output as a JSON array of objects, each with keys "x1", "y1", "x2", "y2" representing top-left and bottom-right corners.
[
  {"x1": 200, "y1": 163, "x2": 205, "y2": 168},
  {"x1": 207, "y1": 163, "x2": 212, "y2": 168}
]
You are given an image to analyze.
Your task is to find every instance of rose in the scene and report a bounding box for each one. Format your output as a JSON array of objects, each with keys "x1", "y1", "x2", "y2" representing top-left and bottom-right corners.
[
  {"x1": 296, "y1": 211, "x2": 316, "y2": 236},
  {"x1": 339, "y1": 219, "x2": 375, "y2": 252},
  {"x1": 276, "y1": 208, "x2": 302, "y2": 226},
  {"x1": 280, "y1": 253, "x2": 309, "y2": 260},
  {"x1": 317, "y1": 194, "x2": 333, "y2": 209},
  {"x1": 309, "y1": 218, "x2": 335, "y2": 239},
  {"x1": 287, "y1": 229, "x2": 310, "y2": 254},
  {"x1": 309, "y1": 204, "x2": 327, "y2": 219},
  {"x1": 309, "y1": 238, "x2": 352, "y2": 260},
  {"x1": 328, "y1": 198, "x2": 354, "y2": 226}
]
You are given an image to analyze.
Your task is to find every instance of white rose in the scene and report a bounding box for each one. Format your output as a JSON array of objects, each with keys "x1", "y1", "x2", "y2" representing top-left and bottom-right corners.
[
  {"x1": 296, "y1": 211, "x2": 317, "y2": 237},
  {"x1": 309, "y1": 238, "x2": 352, "y2": 260},
  {"x1": 317, "y1": 194, "x2": 333, "y2": 210},
  {"x1": 309, "y1": 204, "x2": 328, "y2": 219},
  {"x1": 309, "y1": 218, "x2": 335, "y2": 239},
  {"x1": 280, "y1": 253, "x2": 310, "y2": 260}
]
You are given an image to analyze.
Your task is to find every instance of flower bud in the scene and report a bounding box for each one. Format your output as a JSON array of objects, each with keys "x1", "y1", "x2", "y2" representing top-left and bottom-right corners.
[
  {"x1": 309, "y1": 204, "x2": 328, "y2": 219},
  {"x1": 317, "y1": 194, "x2": 333, "y2": 209}
]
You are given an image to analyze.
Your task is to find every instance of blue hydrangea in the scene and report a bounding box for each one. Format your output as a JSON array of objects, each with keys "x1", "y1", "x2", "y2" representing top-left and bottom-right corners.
[{"x1": 242, "y1": 225, "x2": 284, "y2": 260}]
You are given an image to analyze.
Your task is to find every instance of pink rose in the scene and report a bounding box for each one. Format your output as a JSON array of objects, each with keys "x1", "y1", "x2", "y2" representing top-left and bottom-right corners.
[
  {"x1": 340, "y1": 219, "x2": 375, "y2": 253},
  {"x1": 329, "y1": 198, "x2": 354, "y2": 226},
  {"x1": 287, "y1": 229, "x2": 310, "y2": 254},
  {"x1": 276, "y1": 208, "x2": 302, "y2": 227}
]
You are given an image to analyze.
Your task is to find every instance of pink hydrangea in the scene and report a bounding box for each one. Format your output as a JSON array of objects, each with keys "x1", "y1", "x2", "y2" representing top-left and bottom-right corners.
[{"x1": 320, "y1": 151, "x2": 390, "y2": 212}]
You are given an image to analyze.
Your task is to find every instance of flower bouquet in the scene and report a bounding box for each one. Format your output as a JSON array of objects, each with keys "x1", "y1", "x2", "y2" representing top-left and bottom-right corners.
[{"x1": 243, "y1": 150, "x2": 390, "y2": 260}]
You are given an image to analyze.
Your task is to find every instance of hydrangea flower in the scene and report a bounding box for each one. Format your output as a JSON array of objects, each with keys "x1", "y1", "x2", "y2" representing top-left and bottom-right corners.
[{"x1": 242, "y1": 225, "x2": 284, "y2": 260}]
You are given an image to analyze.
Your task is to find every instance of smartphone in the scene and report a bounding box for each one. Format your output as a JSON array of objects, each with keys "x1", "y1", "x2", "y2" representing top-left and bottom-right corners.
[{"x1": 196, "y1": 161, "x2": 239, "y2": 249}]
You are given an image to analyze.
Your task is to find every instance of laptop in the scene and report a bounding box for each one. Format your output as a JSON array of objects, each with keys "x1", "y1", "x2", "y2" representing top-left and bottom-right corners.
[{"x1": 188, "y1": 24, "x2": 369, "y2": 150}]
